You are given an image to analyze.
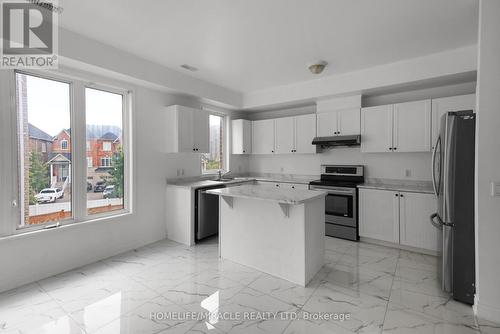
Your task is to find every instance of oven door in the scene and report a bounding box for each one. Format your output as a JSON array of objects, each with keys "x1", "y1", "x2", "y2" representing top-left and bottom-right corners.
[{"x1": 310, "y1": 186, "x2": 356, "y2": 227}]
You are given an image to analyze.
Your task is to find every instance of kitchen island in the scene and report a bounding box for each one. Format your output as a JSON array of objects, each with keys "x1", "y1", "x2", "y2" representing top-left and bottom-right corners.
[{"x1": 206, "y1": 184, "x2": 326, "y2": 286}]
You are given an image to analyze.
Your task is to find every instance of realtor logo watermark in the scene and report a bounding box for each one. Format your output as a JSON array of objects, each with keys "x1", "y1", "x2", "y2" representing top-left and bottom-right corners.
[{"x1": 1, "y1": 0, "x2": 60, "y2": 68}]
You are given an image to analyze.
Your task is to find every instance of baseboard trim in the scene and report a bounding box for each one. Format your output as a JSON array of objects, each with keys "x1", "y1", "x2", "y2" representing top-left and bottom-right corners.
[
  {"x1": 475, "y1": 296, "x2": 500, "y2": 323},
  {"x1": 359, "y1": 237, "x2": 438, "y2": 256}
]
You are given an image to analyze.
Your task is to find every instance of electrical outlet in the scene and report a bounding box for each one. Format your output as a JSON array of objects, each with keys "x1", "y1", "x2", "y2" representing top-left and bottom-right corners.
[
  {"x1": 405, "y1": 169, "x2": 411, "y2": 177},
  {"x1": 491, "y1": 182, "x2": 500, "y2": 197},
  {"x1": 280, "y1": 167, "x2": 284, "y2": 172}
]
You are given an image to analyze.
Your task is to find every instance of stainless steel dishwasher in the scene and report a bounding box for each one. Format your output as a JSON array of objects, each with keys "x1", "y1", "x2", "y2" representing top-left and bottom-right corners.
[{"x1": 195, "y1": 184, "x2": 225, "y2": 242}]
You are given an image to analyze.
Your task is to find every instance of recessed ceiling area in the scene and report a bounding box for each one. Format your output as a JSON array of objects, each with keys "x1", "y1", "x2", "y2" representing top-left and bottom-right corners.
[{"x1": 58, "y1": 0, "x2": 478, "y2": 93}]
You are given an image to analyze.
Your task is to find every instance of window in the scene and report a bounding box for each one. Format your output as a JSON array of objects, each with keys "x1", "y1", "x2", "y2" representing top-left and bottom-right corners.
[
  {"x1": 15, "y1": 72, "x2": 72, "y2": 228},
  {"x1": 86, "y1": 87, "x2": 125, "y2": 215},
  {"x1": 10, "y1": 71, "x2": 130, "y2": 234},
  {"x1": 100, "y1": 157, "x2": 112, "y2": 167},
  {"x1": 202, "y1": 113, "x2": 225, "y2": 173}
]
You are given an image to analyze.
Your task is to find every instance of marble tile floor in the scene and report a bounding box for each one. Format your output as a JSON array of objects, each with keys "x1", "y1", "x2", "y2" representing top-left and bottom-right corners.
[{"x1": 0, "y1": 236, "x2": 498, "y2": 334}]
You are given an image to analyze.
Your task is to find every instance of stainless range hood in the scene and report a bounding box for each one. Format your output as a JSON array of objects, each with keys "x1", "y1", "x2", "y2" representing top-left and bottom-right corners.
[{"x1": 312, "y1": 135, "x2": 361, "y2": 148}]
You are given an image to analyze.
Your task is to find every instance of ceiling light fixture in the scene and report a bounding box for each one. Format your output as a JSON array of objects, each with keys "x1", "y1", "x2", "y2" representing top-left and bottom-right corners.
[
  {"x1": 180, "y1": 64, "x2": 198, "y2": 72},
  {"x1": 307, "y1": 61, "x2": 328, "y2": 74}
]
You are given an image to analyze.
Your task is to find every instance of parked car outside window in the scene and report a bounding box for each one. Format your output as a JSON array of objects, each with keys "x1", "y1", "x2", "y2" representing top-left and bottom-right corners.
[
  {"x1": 103, "y1": 185, "x2": 117, "y2": 199},
  {"x1": 94, "y1": 181, "x2": 107, "y2": 192},
  {"x1": 34, "y1": 188, "x2": 64, "y2": 203}
]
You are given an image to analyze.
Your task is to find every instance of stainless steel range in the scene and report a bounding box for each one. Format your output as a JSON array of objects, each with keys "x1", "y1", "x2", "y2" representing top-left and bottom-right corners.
[{"x1": 309, "y1": 165, "x2": 364, "y2": 241}]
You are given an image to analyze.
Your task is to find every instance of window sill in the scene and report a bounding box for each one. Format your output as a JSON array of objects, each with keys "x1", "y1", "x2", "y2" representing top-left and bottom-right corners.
[{"x1": 0, "y1": 211, "x2": 132, "y2": 243}]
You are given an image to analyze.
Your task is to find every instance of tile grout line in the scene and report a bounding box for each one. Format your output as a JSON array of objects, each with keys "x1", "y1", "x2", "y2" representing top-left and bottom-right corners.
[{"x1": 379, "y1": 248, "x2": 400, "y2": 333}]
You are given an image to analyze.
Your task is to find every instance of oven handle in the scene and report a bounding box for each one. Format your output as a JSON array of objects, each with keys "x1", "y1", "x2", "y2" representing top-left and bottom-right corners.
[{"x1": 309, "y1": 186, "x2": 355, "y2": 195}]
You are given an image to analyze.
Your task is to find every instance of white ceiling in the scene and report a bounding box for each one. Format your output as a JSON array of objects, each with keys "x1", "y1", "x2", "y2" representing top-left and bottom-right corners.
[{"x1": 58, "y1": 0, "x2": 478, "y2": 93}]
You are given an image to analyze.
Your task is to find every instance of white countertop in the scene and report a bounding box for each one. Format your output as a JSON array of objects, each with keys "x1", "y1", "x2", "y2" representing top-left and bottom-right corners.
[
  {"x1": 358, "y1": 180, "x2": 434, "y2": 194},
  {"x1": 166, "y1": 174, "x2": 317, "y2": 189},
  {"x1": 205, "y1": 184, "x2": 326, "y2": 205}
]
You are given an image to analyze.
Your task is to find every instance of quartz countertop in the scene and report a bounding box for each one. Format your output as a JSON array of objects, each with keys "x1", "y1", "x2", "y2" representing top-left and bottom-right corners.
[
  {"x1": 358, "y1": 179, "x2": 434, "y2": 194},
  {"x1": 206, "y1": 184, "x2": 326, "y2": 205},
  {"x1": 166, "y1": 173, "x2": 317, "y2": 189}
]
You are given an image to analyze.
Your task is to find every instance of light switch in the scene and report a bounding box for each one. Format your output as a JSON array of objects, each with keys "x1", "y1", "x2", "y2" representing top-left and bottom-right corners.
[{"x1": 491, "y1": 182, "x2": 500, "y2": 197}]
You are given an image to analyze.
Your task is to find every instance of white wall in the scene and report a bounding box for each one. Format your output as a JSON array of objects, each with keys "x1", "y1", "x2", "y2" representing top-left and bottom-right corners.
[
  {"x1": 474, "y1": 0, "x2": 500, "y2": 322},
  {"x1": 0, "y1": 77, "x2": 202, "y2": 292}
]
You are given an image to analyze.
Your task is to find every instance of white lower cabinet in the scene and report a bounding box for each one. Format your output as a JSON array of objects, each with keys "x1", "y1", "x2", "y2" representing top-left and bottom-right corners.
[
  {"x1": 359, "y1": 188, "x2": 400, "y2": 243},
  {"x1": 399, "y1": 191, "x2": 439, "y2": 251},
  {"x1": 359, "y1": 188, "x2": 438, "y2": 252}
]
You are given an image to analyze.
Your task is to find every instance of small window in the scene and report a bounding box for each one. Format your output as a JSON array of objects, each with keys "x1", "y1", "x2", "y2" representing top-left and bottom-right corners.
[
  {"x1": 202, "y1": 114, "x2": 225, "y2": 173},
  {"x1": 61, "y1": 139, "x2": 68, "y2": 150},
  {"x1": 41, "y1": 142, "x2": 47, "y2": 153},
  {"x1": 103, "y1": 142, "x2": 111, "y2": 151},
  {"x1": 100, "y1": 157, "x2": 112, "y2": 167},
  {"x1": 87, "y1": 157, "x2": 93, "y2": 168}
]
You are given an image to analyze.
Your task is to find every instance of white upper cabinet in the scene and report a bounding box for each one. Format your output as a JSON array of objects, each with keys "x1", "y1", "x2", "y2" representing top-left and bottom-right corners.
[
  {"x1": 317, "y1": 108, "x2": 360, "y2": 137},
  {"x1": 275, "y1": 117, "x2": 295, "y2": 154},
  {"x1": 431, "y1": 94, "x2": 476, "y2": 150},
  {"x1": 193, "y1": 108, "x2": 209, "y2": 153},
  {"x1": 252, "y1": 119, "x2": 275, "y2": 154},
  {"x1": 393, "y1": 100, "x2": 431, "y2": 152},
  {"x1": 361, "y1": 105, "x2": 393, "y2": 153},
  {"x1": 232, "y1": 119, "x2": 252, "y2": 154},
  {"x1": 337, "y1": 108, "x2": 361, "y2": 135},
  {"x1": 294, "y1": 114, "x2": 317, "y2": 154},
  {"x1": 275, "y1": 114, "x2": 317, "y2": 154},
  {"x1": 361, "y1": 100, "x2": 431, "y2": 153},
  {"x1": 316, "y1": 112, "x2": 338, "y2": 137},
  {"x1": 399, "y1": 191, "x2": 439, "y2": 251},
  {"x1": 165, "y1": 105, "x2": 209, "y2": 153}
]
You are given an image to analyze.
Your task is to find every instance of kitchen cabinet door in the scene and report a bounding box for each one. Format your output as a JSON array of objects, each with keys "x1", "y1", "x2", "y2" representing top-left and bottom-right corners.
[
  {"x1": 393, "y1": 100, "x2": 431, "y2": 152},
  {"x1": 275, "y1": 117, "x2": 295, "y2": 154},
  {"x1": 252, "y1": 119, "x2": 275, "y2": 154},
  {"x1": 177, "y1": 107, "x2": 194, "y2": 152},
  {"x1": 294, "y1": 114, "x2": 317, "y2": 154},
  {"x1": 316, "y1": 112, "x2": 338, "y2": 137},
  {"x1": 360, "y1": 105, "x2": 393, "y2": 153},
  {"x1": 337, "y1": 108, "x2": 361, "y2": 135},
  {"x1": 232, "y1": 119, "x2": 252, "y2": 154},
  {"x1": 399, "y1": 192, "x2": 439, "y2": 251},
  {"x1": 359, "y1": 189, "x2": 400, "y2": 243},
  {"x1": 431, "y1": 94, "x2": 475, "y2": 150},
  {"x1": 193, "y1": 108, "x2": 209, "y2": 153}
]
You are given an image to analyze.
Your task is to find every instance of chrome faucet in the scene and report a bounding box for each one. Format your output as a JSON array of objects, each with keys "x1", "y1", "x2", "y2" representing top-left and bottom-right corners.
[{"x1": 217, "y1": 170, "x2": 231, "y2": 180}]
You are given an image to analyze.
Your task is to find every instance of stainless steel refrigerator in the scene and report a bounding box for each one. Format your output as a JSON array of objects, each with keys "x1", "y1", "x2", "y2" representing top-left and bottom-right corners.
[{"x1": 430, "y1": 110, "x2": 475, "y2": 305}]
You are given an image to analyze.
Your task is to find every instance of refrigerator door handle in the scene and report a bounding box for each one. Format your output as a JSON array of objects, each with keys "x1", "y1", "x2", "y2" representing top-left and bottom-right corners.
[
  {"x1": 431, "y1": 136, "x2": 441, "y2": 197},
  {"x1": 430, "y1": 213, "x2": 442, "y2": 229},
  {"x1": 430, "y1": 212, "x2": 454, "y2": 229}
]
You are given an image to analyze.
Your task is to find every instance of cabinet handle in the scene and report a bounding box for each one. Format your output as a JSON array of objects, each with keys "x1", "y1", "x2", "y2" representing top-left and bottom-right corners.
[
  {"x1": 400, "y1": 194, "x2": 404, "y2": 198},
  {"x1": 243, "y1": 150, "x2": 245, "y2": 153},
  {"x1": 395, "y1": 193, "x2": 399, "y2": 197},
  {"x1": 272, "y1": 150, "x2": 274, "y2": 153},
  {"x1": 393, "y1": 147, "x2": 397, "y2": 151},
  {"x1": 389, "y1": 147, "x2": 393, "y2": 151}
]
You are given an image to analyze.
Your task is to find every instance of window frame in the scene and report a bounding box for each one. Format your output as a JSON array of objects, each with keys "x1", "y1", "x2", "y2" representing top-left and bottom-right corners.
[
  {"x1": 201, "y1": 109, "x2": 228, "y2": 175},
  {"x1": 5, "y1": 69, "x2": 133, "y2": 236},
  {"x1": 60, "y1": 139, "x2": 68, "y2": 150}
]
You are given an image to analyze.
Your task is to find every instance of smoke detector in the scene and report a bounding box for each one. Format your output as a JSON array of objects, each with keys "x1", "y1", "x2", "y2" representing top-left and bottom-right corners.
[{"x1": 307, "y1": 61, "x2": 328, "y2": 74}]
